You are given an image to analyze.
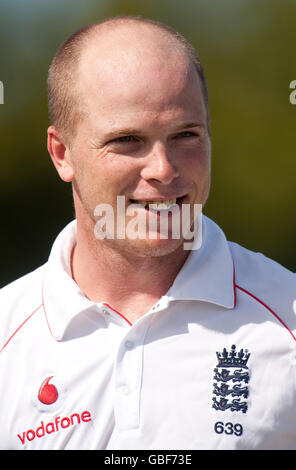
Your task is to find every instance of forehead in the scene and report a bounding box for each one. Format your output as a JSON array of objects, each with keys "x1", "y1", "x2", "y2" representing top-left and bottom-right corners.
[{"x1": 77, "y1": 24, "x2": 206, "y2": 128}]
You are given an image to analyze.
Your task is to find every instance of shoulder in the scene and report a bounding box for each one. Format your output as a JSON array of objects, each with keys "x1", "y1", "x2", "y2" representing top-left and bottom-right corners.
[
  {"x1": 0, "y1": 264, "x2": 46, "y2": 349},
  {"x1": 0, "y1": 264, "x2": 46, "y2": 303},
  {"x1": 229, "y1": 241, "x2": 295, "y2": 289},
  {"x1": 229, "y1": 241, "x2": 296, "y2": 335}
]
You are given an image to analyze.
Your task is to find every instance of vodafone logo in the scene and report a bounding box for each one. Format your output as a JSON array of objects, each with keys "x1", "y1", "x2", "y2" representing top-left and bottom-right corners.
[
  {"x1": 17, "y1": 376, "x2": 92, "y2": 446},
  {"x1": 32, "y1": 375, "x2": 66, "y2": 413},
  {"x1": 17, "y1": 410, "x2": 92, "y2": 445},
  {"x1": 38, "y1": 376, "x2": 58, "y2": 405}
]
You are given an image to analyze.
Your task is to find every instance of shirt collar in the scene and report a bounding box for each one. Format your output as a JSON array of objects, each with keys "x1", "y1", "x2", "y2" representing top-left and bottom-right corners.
[
  {"x1": 42, "y1": 215, "x2": 235, "y2": 341},
  {"x1": 42, "y1": 220, "x2": 97, "y2": 341},
  {"x1": 166, "y1": 215, "x2": 235, "y2": 308}
]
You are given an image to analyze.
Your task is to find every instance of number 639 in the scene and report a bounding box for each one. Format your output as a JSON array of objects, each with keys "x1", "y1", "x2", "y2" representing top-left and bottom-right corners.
[{"x1": 214, "y1": 421, "x2": 243, "y2": 436}]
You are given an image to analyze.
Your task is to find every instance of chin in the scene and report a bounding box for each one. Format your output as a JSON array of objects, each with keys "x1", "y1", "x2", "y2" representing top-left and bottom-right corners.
[{"x1": 124, "y1": 236, "x2": 187, "y2": 258}]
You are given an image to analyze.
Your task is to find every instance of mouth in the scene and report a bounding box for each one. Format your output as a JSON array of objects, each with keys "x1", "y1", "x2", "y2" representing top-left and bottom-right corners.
[{"x1": 129, "y1": 196, "x2": 186, "y2": 211}]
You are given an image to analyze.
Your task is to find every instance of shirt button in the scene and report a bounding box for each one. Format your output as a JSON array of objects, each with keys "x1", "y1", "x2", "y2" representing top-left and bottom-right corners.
[
  {"x1": 102, "y1": 309, "x2": 110, "y2": 315},
  {"x1": 119, "y1": 385, "x2": 130, "y2": 395},
  {"x1": 124, "y1": 340, "x2": 134, "y2": 350}
]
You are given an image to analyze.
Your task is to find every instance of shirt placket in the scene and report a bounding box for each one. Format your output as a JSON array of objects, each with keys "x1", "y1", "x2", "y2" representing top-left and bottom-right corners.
[{"x1": 112, "y1": 315, "x2": 152, "y2": 431}]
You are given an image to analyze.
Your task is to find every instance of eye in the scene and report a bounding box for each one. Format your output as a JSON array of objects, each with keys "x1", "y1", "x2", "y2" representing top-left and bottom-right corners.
[
  {"x1": 176, "y1": 131, "x2": 198, "y2": 138},
  {"x1": 112, "y1": 135, "x2": 137, "y2": 143}
]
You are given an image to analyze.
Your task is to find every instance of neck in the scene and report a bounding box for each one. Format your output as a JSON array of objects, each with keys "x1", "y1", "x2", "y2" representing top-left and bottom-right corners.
[{"x1": 71, "y1": 217, "x2": 189, "y2": 323}]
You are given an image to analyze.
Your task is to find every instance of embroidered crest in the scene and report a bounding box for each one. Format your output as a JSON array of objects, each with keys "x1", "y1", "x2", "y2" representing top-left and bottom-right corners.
[{"x1": 212, "y1": 345, "x2": 250, "y2": 414}]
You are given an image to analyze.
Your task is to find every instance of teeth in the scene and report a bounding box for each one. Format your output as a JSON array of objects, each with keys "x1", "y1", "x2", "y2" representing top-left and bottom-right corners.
[{"x1": 137, "y1": 199, "x2": 177, "y2": 210}]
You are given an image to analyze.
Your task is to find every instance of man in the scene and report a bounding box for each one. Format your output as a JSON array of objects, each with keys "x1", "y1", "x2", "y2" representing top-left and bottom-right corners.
[{"x1": 0, "y1": 15, "x2": 296, "y2": 450}]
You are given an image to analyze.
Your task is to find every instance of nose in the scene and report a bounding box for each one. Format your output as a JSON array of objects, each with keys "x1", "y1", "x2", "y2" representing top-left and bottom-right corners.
[{"x1": 140, "y1": 143, "x2": 179, "y2": 185}]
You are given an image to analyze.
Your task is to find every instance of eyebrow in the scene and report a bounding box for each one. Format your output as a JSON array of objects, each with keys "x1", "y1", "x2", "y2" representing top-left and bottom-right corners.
[
  {"x1": 102, "y1": 122, "x2": 205, "y2": 141},
  {"x1": 177, "y1": 122, "x2": 204, "y2": 130}
]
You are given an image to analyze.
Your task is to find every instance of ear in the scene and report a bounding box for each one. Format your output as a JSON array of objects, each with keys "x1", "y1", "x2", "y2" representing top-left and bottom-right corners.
[{"x1": 47, "y1": 126, "x2": 75, "y2": 182}]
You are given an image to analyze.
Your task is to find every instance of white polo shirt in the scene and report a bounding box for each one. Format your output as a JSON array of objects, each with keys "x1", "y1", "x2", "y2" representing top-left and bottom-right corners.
[{"x1": 1, "y1": 215, "x2": 296, "y2": 450}]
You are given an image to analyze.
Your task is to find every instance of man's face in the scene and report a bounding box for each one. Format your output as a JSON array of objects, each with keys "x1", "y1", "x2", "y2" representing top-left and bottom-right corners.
[{"x1": 67, "y1": 30, "x2": 211, "y2": 257}]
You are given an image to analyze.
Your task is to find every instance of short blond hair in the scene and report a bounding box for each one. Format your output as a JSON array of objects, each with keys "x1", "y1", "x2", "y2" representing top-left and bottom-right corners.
[{"x1": 47, "y1": 15, "x2": 210, "y2": 143}]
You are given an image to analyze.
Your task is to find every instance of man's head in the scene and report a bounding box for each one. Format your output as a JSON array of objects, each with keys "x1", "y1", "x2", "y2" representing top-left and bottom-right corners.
[
  {"x1": 47, "y1": 16, "x2": 211, "y2": 257},
  {"x1": 47, "y1": 16, "x2": 210, "y2": 144}
]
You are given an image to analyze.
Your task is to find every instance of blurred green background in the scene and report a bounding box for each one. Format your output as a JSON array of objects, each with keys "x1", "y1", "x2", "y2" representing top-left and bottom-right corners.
[{"x1": 1, "y1": 0, "x2": 296, "y2": 287}]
